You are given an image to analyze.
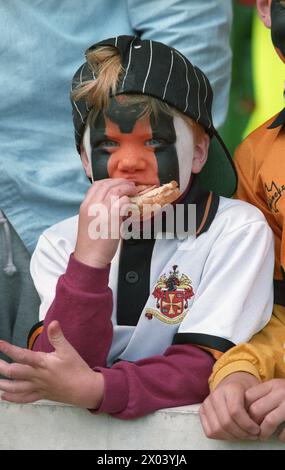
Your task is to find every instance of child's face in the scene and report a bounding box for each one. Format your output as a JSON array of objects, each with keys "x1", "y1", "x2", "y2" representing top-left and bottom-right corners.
[
  {"x1": 83, "y1": 96, "x2": 200, "y2": 194},
  {"x1": 257, "y1": 1, "x2": 285, "y2": 63}
]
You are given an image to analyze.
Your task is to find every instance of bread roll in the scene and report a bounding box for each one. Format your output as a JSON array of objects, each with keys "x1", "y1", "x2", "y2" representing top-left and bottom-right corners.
[{"x1": 130, "y1": 181, "x2": 180, "y2": 215}]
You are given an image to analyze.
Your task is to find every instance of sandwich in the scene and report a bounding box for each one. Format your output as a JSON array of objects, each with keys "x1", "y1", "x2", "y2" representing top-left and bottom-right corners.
[{"x1": 129, "y1": 181, "x2": 181, "y2": 216}]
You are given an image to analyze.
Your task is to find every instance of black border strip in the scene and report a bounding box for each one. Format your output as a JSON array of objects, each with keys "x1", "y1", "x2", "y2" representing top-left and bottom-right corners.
[
  {"x1": 274, "y1": 279, "x2": 285, "y2": 307},
  {"x1": 27, "y1": 321, "x2": 44, "y2": 348},
  {"x1": 178, "y1": 176, "x2": 220, "y2": 237},
  {"x1": 117, "y1": 238, "x2": 156, "y2": 326},
  {"x1": 267, "y1": 108, "x2": 285, "y2": 129},
  {"x1": 212, "y1": 129, "x2": 238, "y2": 197},
  {"x1": 198, "y1": 192, "x2": 220, "y2": 236},
  {"x1": 173, "y1": 332, "x2": 235, "y2": 353}
]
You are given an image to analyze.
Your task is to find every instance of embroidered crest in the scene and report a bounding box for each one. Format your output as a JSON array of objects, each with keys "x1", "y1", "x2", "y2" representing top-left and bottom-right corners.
[
  {"x1": 265, "y1": 181, "x2": 285, "y2": 213},
  {"x1": 145, "y1": 265, "x2": 194, "y2": 324}
]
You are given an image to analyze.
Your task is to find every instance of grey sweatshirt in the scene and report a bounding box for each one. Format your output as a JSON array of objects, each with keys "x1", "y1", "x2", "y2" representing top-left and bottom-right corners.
[{"x1": 0, "y1": 211, "x2": 39, "y2": 361}]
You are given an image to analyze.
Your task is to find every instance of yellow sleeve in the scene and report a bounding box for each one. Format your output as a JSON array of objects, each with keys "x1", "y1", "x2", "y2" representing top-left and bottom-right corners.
[
  {"x1": 210, "y1": 306, "x2": 285, "y2": 390},
  {"x1": 209, "y1": 343, "x2": 275, "y2": 390}
]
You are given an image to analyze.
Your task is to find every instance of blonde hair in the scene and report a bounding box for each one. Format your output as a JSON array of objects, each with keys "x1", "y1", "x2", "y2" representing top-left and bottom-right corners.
[{"x1": 72, "y1": 45, "x2": 206, "y2": 144}]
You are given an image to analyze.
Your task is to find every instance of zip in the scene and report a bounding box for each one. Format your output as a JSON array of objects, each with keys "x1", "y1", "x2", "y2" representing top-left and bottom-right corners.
[{"x1": 0, "y1": 210, "x2": 17, "y2": 276}]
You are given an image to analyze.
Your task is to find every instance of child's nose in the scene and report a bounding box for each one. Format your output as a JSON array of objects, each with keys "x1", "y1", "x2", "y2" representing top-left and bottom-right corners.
[{"x1": 117, "y1": 149, "x2": 146, "y2": 172}]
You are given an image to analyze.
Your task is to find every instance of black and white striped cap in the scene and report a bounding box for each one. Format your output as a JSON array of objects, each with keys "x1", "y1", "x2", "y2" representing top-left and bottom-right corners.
[{"x1": 71, "y1": 35, "x2": 237, "y2": 197}]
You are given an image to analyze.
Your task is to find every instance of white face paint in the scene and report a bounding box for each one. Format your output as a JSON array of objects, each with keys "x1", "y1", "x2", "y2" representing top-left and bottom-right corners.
[
  {"x1": 173, "y1": 116, "x2": 194, "y2": 194},
  {"x1": 83, "y1": 124, "x2": 93, "y2": 181}
]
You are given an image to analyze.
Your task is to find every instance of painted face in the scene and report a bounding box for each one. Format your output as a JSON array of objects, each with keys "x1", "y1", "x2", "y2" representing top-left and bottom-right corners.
[
  {"x1": 271, "y1": 0, "x2": 285, "y2": 63},
  {"x1": 83, "y1": 97, "x2": 194, "y2": 194}
]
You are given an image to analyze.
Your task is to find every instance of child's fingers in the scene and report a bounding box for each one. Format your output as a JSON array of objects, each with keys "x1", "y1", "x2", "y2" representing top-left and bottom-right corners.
[
  {"x1": 0, "y1": 342, "x2": 44, "y2": 368},
  {"x1": 200, "y1": 397, "x2": 234, "y2": 440},
  {"x1": 84, "y1": 178, "x2": 136, "y2": 204},
  {"x1": 1, "y1": 391, "x2": 42, "y2": 404},
  {"x1": 0, "y1": 361, "x2": 35, "y2": 381},
  {"x1": 200, "y1": 385, "x2": 260, "y2": 441},
  {"x1": 108, "y1": 184, "x2": 137, "y2": 198},
  {"x1": 87, "y1": 193, "x2": 136, "y2": 239},
  {"x1": 85, "y1": 184, "x2": 137, "y2": 222},
  {"x1": 259, "y1": 405, "x2": 285, "y2": 441},
  {"x1": 248, "y1": 394, "x2": 280, "y2": 424},
  {"x1": 245, "y1": 381, "x2": 272, "y2": 406},
  {"x1": 199, "y1": 404, "x2": 212, "y2": 437},
  {"x1": 210, "y1": 392, "x2": 259, "y2": 440},
  {"x1": 47, "y1": 321, "x2": 76, "y2": 355},
  {"x1": 0, "y1": 379, "x2": 35, "y2": 394},
  {"x1": 224, "y1": 392, "x2": 260, "y2": 438}
]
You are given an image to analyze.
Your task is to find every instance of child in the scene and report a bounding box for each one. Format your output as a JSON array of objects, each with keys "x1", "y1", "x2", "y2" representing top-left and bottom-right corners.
[
  {"x1": 200, "y1": 0, "x2": 285, "y2": 442},
  {"x1": 0, "y1": 36, "x2": 274, "y2": 419}
]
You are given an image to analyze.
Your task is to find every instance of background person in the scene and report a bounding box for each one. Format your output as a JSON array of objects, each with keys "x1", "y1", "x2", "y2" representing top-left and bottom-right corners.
[{"x1": 200, "y1": 0, "x2": 285, "y2": 443}]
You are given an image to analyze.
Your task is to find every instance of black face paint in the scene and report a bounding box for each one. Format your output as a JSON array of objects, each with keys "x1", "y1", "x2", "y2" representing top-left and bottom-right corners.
[
  {"x1": 271, "y1": 0, "x2": 285, "y2": 63},
  {"x1": 87, "y1": 97, "x2": 182, "y2": 186},
  {"x1": 149, "y1": 112, "x2": 179, "y2": 185},
  {"x1": 89, "y1": 111, "x2": 110, "y2": 181},
  {"x1": 105, "y1": 99, "x2": 145, "y2": 133}
]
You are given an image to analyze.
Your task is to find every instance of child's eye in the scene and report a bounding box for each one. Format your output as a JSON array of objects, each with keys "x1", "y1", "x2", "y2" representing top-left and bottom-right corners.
[
  {"x1": 98, "y1": 140, "x2": 119, "y2": 148},
  {"x1": 145, "y1": 138, "x2": 166, "y2": 147}
]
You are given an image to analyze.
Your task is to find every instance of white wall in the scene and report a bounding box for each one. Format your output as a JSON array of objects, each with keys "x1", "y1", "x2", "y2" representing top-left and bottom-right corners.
[{"x1": 0, "y1": 401, "x2": 283, "y2": 450}]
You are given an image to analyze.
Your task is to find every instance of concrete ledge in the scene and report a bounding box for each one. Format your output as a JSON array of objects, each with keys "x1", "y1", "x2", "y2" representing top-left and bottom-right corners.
[{"x1": 0, "y1": 401, "x2": 283, "y2": 450}]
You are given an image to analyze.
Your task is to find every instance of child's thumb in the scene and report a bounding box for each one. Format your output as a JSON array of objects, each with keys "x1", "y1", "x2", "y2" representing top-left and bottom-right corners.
[{"x1": 47, "y1": 321, "x2": 70, "y2": 351}]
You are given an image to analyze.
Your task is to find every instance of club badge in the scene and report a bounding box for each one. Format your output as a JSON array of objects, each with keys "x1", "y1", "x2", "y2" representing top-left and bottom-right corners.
[{"x1": 145, "y1": 265, "x2": 194, "y2": 324}]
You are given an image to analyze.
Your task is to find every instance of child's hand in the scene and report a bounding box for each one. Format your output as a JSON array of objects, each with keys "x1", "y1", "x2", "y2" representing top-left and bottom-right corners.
[
  {"x1": 0, "y1": 321, "x2": 104, "y2": 409},
  {"x1": 74, "y1": 178, "x2": 137, "y2": 268},
  {"x1": 199, "y1": 372, "x2": 260, "y2": 441},
  {"x1": 246, "y1": 379, "x2": 285, "y2": 442}
]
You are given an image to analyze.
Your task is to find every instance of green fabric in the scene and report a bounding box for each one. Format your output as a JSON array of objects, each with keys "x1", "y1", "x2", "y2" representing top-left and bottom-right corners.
[
  {"x1": 220, "y1": 2, "x2": 255, "y2": 155},
  {"x1": 198, "y1": 136, "x2": 237, "y2": 197}
]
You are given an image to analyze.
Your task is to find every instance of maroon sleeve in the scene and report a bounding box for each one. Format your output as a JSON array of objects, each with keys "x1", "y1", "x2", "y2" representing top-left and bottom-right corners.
[
  {"x1": 33, "y1": 255, "x2": 113, "y2": 368},
  {"x1": 93, "y1": 344, "x2": 215, "y2": 419}
]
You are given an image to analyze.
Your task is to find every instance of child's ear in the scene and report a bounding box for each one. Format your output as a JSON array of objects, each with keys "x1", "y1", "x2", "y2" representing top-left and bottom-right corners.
[
  {"x1": 80, "y1": 143, "x2": 92, "y2": 179},
  {"x1": 191, "y1": 133, "x2": 210, "y2": 174},
  {"x1": 256, "y1": 0, "x2": 272, "y2": 28}
]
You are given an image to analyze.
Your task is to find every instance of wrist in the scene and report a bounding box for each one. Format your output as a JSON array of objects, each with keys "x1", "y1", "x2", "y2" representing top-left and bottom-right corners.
[
  {"x1": 210, "y1": 360, "x2": 262, "y2": 391},
  {"x1": 85, "y1": 371, "x2": 105, "y2": 410},
  {"x1": 218, "y1": 371, "x2": 259, "y2": 390},
  {"x1": 73, "y1": 249, "x2": 109, "y2": 269},
  {"x1": 66, "y1": 255, "x2": 110, "y2": 293}
]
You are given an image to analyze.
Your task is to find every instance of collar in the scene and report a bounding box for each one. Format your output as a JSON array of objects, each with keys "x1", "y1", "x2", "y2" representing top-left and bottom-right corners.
[
  {"x1": 130, "y1": 176, "x2": 219, "y2": 239},
  {"x1": 178, "y1": 176, "x2": 220, "y2": 237},
  {"x1": 267, "y1": 107, "x2": 285, "y2": 129}
]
